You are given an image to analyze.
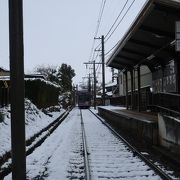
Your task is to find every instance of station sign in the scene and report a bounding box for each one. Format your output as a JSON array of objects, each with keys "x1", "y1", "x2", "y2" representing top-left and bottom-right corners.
[{"x1": 176, "y1": 21, "x2": 180, "y2": 51}]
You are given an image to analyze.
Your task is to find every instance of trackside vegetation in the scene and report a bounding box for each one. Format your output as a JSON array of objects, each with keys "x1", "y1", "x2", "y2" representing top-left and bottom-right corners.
[
  {"x1": 0, "y1": 112, "x2": 4, "y2": 123},
  {"x1": 25, "y1": 79, "x2": 60, "y2": 108}
]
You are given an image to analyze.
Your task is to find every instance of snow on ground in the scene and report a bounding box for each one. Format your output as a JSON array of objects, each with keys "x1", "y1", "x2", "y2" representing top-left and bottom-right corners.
[
  {"x1": 5, "y1": 108, "x2": 84, "y2": 180},
  {"x1": 90, "y1": 105, "x2": 126, "y2": 114},
  {"x1": 0, "y1": 99, "x2": 65, "y2": 157},
  {"x1": 82, "y1": 110, "x2": 161, "y2": 180},
  {"x1": 98, "y1": 105, "x2": 126, "y2": 110},
  {"x1": 4, "y1": 108, "x2": 176, "y2": 179},
  {"x1": 5, "y1": 108, "x2": 162, "y2": 179}
]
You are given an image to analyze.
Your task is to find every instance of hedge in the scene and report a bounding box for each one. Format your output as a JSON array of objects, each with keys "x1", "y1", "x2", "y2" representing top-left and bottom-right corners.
[{"x1": 25, "y1": 79, "x2": 60, "y2": 108}]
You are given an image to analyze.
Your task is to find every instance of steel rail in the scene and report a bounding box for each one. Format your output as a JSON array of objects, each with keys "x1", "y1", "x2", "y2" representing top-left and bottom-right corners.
[
  {"x1": 80, "y1": 109, "x2": 91, "y2": 180},
  {"x1": 89, "y1": 109, "x2": 172, "y2": 180},
  {"x1": 0, "y1": 109, "x2": 71, "y2": 179}
]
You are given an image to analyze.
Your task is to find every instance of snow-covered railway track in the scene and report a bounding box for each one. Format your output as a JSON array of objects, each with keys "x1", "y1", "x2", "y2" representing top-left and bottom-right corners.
[
  {"x1": 3, "y1": 108, "x2": 173, "y2": 179},
  {"x1": 89, "y1": 109, "x2": 174, "y2": 180},
  {"x1": 0, "y1": 109, "x2": 70, "y2": 179},
  {"x1": 80, "y1": 109, "x2": 171, "y2": 180},
  {"x1": 80, "y1": 109, "x2": 90, "y2": 180}
]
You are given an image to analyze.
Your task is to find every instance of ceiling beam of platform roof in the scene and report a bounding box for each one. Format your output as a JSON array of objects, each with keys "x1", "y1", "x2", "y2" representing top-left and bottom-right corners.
[{"x1": 107, "y1": 0, "x2": 180, "y2": 71}]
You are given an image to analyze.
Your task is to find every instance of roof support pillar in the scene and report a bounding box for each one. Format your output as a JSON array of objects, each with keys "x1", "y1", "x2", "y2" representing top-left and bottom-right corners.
[
  {"x1": 175, "y1": 59, "x2": 180, "y2": 94},
  {"x1": 124, "y1": 71, "x2": 129, "y2": 110},
  {"x1": 137, "y1": 66, "x2": 141, "y2": 112},
  {"x1": 130, "y1": 70, "x2": 134, "y2": 110},
  {"x1": 161, "y1": 68, "x2": 164, "y2": 92}
]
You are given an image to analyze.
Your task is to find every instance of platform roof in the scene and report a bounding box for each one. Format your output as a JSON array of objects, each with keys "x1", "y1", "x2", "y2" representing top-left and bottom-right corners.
[{"x1": 107, "y1": 0, "x2": 180, "y2": 72}]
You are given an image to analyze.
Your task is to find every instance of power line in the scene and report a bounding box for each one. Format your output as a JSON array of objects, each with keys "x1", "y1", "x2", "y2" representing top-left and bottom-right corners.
[
  {"x1": 93, "y1": 0, "x2": 130, "y2": 52},
  {"x1": 94, "y1": 0, "x2": 107, "y2": 38},
  {"x1": 91, "y1": 47, "x2": 100, "y2": 64},
  {"x1": 93, "y1": 0, "x2": 129, "y2": 51},
  {"x1": 90, "y1": 51, "x2": 100, "y2": 70},
  {"x1": 104, "y1": 0, "x2": 129, "y2": 39},
  {"x1": 105, "y1": 40, "x2": 120, "y2": 56},
  {"x1": 88, "y1": 0, "x2": 107, "y2": 62},
  {"x1": 105, "y1": 0, "x2": 136, "y2": 43},
  {"x1": 92, "y1": 0, "x2": 107, "y2": 61},
  {"x1": 96, "y1": 59, "x2": 101, "y2": 72},
  {"x1": 88, "y1": 0, "x2": 103, "y2": 62}
]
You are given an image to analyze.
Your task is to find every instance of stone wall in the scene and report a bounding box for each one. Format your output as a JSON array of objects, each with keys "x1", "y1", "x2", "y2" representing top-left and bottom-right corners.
[{"x1": 158, "y1": 113, "x2": 180, "y2": 154}]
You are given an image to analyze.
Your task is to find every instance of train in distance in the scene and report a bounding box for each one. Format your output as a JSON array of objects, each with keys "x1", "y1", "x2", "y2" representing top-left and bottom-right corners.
[{"x1": 77, "y1": 90, "x2": 91, "y2": 109}]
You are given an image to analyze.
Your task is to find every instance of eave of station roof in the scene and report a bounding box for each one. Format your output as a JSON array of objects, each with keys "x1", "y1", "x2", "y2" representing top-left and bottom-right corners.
[{"x1": 106, "y1": 0, "x2": 180, "y2": 71}]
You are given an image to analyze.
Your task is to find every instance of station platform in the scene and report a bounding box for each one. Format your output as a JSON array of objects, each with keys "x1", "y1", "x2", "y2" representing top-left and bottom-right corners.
[
  {"x1": 111, "y1": 108, "x2": 157, "y2": 123},
  {"x1": 97, "y1": 106, "x2": 158, "y2": 145}
]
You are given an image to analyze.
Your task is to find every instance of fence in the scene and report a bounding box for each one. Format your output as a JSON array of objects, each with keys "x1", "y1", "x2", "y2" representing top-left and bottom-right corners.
[{"x1": 0, "y1": 87, "x2": 10, "y2": 107}]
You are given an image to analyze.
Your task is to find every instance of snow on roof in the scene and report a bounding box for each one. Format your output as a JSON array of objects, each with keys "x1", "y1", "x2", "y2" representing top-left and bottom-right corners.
[
  {"x1": 0, "y1": 67, "x2": 9, "y2": 72},
  {"x1": 105, "y1": 81, "x2": 117, "y2": 88},
  {"x1": 25, "y1": 74, "x2": 45, "y2": 79},
  {"x1": 0, "y1": 76, "x2": 10, "y2": 81},
  {"x1": 0, "y1": 75, "x2": 60, "y2": 88},
  {"x1": 106, "y1": 91, "x2": 113, "y2": 96},
  {"x1": 99, "y1": 89, "x2": 107, "y2": 93},
  {"x1": 25, "y1": 78, "x2": 60, "y2": 88}
]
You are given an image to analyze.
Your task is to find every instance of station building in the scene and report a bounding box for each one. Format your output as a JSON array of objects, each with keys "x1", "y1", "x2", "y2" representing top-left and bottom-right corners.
[{"x1": 104, "y1": 0, "x2": 180, "y2": 154}]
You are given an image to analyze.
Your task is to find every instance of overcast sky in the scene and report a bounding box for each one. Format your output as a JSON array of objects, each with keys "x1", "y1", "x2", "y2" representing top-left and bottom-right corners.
[{"x1": 0, "y1": 0, "x2": 146, "y2": 85}]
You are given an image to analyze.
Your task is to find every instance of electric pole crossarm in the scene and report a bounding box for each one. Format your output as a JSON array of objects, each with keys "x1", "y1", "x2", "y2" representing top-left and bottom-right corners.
[
  {"x1": 84, "y1": 62, "x2": 102, "y2": 65},
  {"x1": 93, "y1": 35, "x2": 106, "y2": 105}
]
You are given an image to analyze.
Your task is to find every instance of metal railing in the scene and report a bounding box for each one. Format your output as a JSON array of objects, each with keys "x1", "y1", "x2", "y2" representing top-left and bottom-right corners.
[{"x1": 109, "y1": 91, "x2": 180, "y2": 116}]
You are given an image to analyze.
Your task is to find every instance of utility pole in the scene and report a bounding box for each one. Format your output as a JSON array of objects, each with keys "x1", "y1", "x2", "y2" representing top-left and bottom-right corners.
[
  {"x1": 93, "y1": 61, "x2": 96, "y2": 109},
  {"x1": 88, "y1": 74, "x2": 91, "y2": 93},
  {"x1": 95, "y1": 35, "x2": 105, "y2": 105},
  {"x1": 9, "y1": 0, "x2": 26, "y2": 179},
  {"x1": 82, "y1": 73, "x2": 93, "y2": 94},
  {"x1": 84, "y1": 61, "x2": 101, "y2": 109},
  {"x1": 101, "y1": 35, "x2": 105, "y2": 105},
  {"x1": 111, "y1": 68, "x2": 115, "y2": 82}
]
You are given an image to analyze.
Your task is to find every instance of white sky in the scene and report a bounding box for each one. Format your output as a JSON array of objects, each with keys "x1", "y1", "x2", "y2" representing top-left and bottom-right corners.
[{"x1": 0, "y1": 0, "x2": 147, "y2": 85}]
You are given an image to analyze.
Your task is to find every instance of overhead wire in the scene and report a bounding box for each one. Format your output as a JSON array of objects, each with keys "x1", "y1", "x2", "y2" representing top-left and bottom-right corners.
[
  {"x1": 91, "y1": 0, "x2": 107, "y2": 63},
  {"x1": 94, "y1": 0, "x2": 130, "y2": 53},
  {"x1": 104, "y1": 0, "x2": 136, "y2": 43},
  {"x1": 85, "y1": 0, "x2": 106, "y2": 83},
  {"x1": 88, "y1": 0, "x2": 107, "y2": 63},
  {"x1": 104, "y1": 0, "x2": 129, "y2": 39},
  {"x1": 103, "y1": 0, "x2": 136, "y2": 65},
  {"x1": 86, "y1": 51, "x2": 100, "y2": 78},
  {"x1": 87, "y1": 0, "x2": 136, "y2": 86},
  {"x1": 95, "y1": 0, "x2": 107, "y2": 38},
  {"x1": 105, "y1": 40, "x2": 120, "y2": 56}
]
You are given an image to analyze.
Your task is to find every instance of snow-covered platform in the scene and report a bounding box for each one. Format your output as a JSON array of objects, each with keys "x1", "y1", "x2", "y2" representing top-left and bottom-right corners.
[{"x1": 98, "y1": 106, "x2": 158, "y2": 145}]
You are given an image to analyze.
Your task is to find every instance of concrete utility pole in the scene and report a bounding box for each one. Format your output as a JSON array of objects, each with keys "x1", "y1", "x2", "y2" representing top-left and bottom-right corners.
[
  {"x1": 101, "y1": 35, "x2": 105, "y2": 106},
  {"x1": 84, "y1": 61, "x2": 102, "y2": 109},
  {"x1": 88, "y1": 74, "x2": 91, "y2": 93},
  {"x1": 9, "y1": 0, "x2": 26, "y2": 179},
  {"x1": 95, "y1": 35, "x2": 105, "y2": 105},
  {"x1": 82, "y1": 73, "x2": 93, "y2": 94},
  {"x1": 93, "y1": 61, "x2": 97, "y2": 109}
]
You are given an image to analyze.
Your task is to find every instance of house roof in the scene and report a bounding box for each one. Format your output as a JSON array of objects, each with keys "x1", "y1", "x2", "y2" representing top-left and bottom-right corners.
[
  {"x1": 105, "y1": 81, "x2": 117, "y2": 88},
  {"x1": 107, "y1": 0, "x2": 180, "y2": 72},
  {"x1": 0, "y1": 67, "x2": 9, "y2": 73}
]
